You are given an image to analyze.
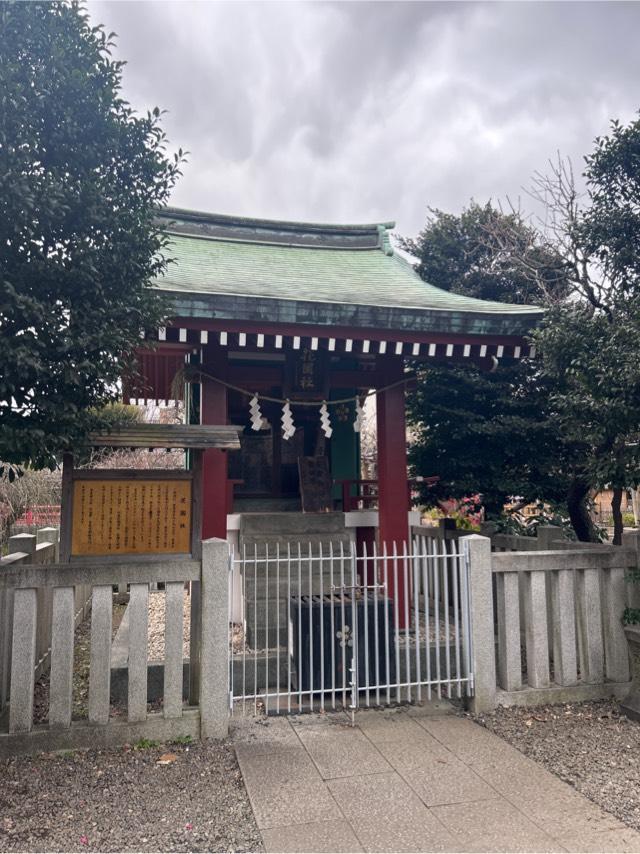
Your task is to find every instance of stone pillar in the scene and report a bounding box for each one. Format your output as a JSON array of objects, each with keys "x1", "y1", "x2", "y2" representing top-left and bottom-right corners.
[
  {"x1": 479, "y1": 521, "x2": 497, "y2": 540},
  {"x1": 536, "y1": 525, "x2": 563, "y2": 550},
  {"x1": 622, "y1": 529, "x2": 640, "y2": 610},
  {"x1": 200, "y1": 537, "x2": 231, "y2": 738},
  {"x1": 36, "y1": 526, "x2": 60, "y2": 562},
  {"x1": 464, "y1": 535, "x2": 496, "y2": 713},
  {"x1": 8, "y1": 533, "x2": 37, "y2": 559}
]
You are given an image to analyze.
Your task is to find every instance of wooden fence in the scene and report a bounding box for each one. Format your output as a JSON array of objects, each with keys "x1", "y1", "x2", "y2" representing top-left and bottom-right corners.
[{"x1": 0, "y1": 538, "x2": 229, "y2": 757}]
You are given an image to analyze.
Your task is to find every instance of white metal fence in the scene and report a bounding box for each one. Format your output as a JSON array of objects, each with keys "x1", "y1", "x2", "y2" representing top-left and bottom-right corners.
[{"x1": 229, "y1": 538, "x2": 474, "y2": 715}]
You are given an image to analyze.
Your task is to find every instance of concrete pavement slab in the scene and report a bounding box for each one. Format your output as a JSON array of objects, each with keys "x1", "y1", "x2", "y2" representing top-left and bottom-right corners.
[
  {"x1": 431, "y1": 797, "x2": 564, "y2": 853},
  {"x1": 237, "y1": 747, "x2": 322, "y2": 789},
  {"x1": 399, "y1": 756, "x2": 497, "y2": 807},
  {"x1": 296, "y1": 724, "x2": 393, "y2": 779},
  {"x1": 355, "y1": 708, "x2": 437, "y2": 744},
  {"x1": 559, "y1": 827, "x2": 640, "y2": 852},
  {"x1": 245, "y1": 779, "x2": 341, "y2": 830},
  {"x1": 261, "y1": 819, "x2": 364, "y2": 853},
  {"x1": 416, "y1": 715, "x2": 527, "y2": 765},
  {"x1": 328, "y1": 772, "x2": 457, "y2": 853},
  {"x1": 405, "y1": 699, "x2": 456, "y2": 717},
  {"x1": 233, "y1": 709, "x2": 640, "y2": 853},
  {"x1": 231, "y1": 715, "x2": 302, "y2": 756},
  {"x1": 373, "y1": 732, "x2": 454, "y2": 767}
]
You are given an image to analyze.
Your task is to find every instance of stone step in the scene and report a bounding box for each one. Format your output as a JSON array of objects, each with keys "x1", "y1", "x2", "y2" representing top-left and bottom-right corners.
[
  {"x1": 233, "y1": 497, "x2": 301, "y2": 513},
  {"x1": 244, "y1": 589, "x2": 351, "y2": 622},
  {"x1": 239, "y1": 511, "x2": 346, "y2": 536}
]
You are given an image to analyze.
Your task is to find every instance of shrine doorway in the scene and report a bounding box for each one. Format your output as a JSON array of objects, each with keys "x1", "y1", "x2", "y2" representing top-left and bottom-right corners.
[{"x1": 227, "y1": 389, "x2": 359, "y2": 512}]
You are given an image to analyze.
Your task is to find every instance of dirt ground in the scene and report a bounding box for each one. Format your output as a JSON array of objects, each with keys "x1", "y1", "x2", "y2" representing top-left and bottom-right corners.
[{"x1": 474, "y1": 697, "x2": 640, "y2": 832}]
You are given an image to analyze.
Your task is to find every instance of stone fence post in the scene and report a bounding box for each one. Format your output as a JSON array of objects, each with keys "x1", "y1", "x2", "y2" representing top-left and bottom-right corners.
[
  {"x1": 479, "y1": 521, "x2": 497, "y2": 539},
  {"x1": 463, "y1": 534, "x2": 496, "y2": 713},
  {"x1": 622, "y1": 529, "x2": 640, "y2": 610},
  {"x1": 8, "y1": 533, "x2": 37, "y2": 560},
  {"x1": 200, "y1": 537, "x2": 231, "y2": 739},
  {"x1": 36, "y1": 526, "x2": 60, "y2": 562},
  {"x1": 536, "y1": 525, "x2": 563, "y2": 550}
]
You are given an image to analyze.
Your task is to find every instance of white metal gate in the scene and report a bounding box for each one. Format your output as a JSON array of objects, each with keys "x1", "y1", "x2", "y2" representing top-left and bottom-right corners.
[{"x1": 228, "y1": 537, "x2": 474, "y2": 715}]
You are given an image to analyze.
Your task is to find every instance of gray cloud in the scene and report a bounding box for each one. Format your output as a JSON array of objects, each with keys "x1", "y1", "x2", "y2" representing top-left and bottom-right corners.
[{"x1": 89, "y1": 0, "x2": 640, "y2": 240}]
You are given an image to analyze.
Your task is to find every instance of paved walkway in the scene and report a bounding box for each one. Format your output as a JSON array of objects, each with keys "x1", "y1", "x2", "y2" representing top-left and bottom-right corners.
[{"x1": 231, "y1": 703, "x2": 640, "y2": 853}]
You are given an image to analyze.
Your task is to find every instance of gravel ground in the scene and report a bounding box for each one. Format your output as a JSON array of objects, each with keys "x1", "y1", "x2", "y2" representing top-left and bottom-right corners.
[
  {"x1": 474, "y1": 698, "x2": 640, "y2": 832},
  {"x1": 147, "y1": 590, "x2": 191, "y2": 660},
  {"x1": 33, "y1": 603, "x2": 127, "y2": 725},
  {"x1": 0, "y1": 739, "x2": 263, "y2": 853}
]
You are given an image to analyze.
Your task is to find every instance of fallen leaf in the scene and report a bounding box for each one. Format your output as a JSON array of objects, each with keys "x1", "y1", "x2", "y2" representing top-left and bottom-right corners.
[{"x1": 157, "y1": 752, "x2": 178, "y2": 765}]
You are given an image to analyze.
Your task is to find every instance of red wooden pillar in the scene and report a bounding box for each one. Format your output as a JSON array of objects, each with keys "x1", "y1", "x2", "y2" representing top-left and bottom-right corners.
[
  {"x1": 200, "y1": 344, "x2": 228, "y2": 540},
  {"x1": 376, "y1": 357, "x2": 410, "y2": 626}
]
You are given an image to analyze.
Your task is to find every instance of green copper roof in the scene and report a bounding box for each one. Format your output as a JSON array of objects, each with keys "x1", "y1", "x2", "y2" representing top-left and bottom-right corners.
[{"x1": 154, "y1": 208, "x2": 543, "y2": 335}]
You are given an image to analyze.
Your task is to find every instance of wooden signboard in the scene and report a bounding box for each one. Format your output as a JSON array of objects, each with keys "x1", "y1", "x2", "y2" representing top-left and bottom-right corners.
[
  {"x1": 58, "y1": 425, "x2": 241, "y2": 563},
  {"x1": 71, "y1": 478, "x2": 192, "y2": 557},
  {"x1": 298, "y1": 455, "x2": 332, "y2": 513}
]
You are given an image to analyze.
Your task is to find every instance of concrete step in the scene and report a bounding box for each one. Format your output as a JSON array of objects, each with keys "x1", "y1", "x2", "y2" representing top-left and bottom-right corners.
[
  {"x1": 243, "y1": 574, "x2": 356, "y2": 600},
  {"x1": 233, "y1": 497, "x2": 301, "y2": 513},
  {"x1": 244, "y1": 589, "x2": 351, "y2": 623},
  {"x1": 239, "y1": 512, "x2": 346, "y2": 537},
  {"x1": 238, "y1": 535, "x2": 352, "y2": 558}
]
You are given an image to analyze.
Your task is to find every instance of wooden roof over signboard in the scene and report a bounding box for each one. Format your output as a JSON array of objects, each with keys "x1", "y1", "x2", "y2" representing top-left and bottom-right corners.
[{"x1": 89, "y1": 424, "x2": 241, "y2": 450}]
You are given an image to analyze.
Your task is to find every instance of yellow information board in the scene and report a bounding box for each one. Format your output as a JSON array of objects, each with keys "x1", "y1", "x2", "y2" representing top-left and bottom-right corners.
[{"x1": 71, "y1": 479, "x2": 192, "y2": 556}]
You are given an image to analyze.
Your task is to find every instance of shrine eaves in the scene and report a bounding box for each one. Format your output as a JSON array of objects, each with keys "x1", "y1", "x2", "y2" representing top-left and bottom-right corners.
[{"x1": 127, "y1": 207, "x2": 544, "y2": 404}]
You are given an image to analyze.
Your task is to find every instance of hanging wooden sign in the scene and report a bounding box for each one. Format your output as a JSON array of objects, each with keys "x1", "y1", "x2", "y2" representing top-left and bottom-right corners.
[{"x1": 70, "y1": 477, "x2": 192, "y2": 556}]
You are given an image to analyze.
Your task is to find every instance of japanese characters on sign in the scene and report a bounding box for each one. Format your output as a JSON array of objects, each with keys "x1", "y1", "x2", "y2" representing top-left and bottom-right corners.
[
  {"x1": 285, "y1": 348, "x2": 329, "y2": 399},
  {"x1": 71, "y1": 479, "x2": 192, "y2": 556}
]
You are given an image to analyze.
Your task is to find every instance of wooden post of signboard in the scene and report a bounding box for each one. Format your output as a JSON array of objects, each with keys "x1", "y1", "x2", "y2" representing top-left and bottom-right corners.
[
  {"x1": 59, "y1": 453, "x2": 74, "y2": 563},
  {"x1": 189, "y1": 450, "x2": 203, "y2": 705}
]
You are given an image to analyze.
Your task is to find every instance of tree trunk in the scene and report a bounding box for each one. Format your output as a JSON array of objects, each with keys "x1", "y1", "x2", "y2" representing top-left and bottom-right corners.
[
  {"x1": 611, "y1": 486, "x2": 624, "y2": 546},
  {"x1": 567, "y1": 478, "x2": 599, "y2": 542}
]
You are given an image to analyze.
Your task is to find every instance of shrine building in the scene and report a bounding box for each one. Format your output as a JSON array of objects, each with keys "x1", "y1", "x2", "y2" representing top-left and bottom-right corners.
[{"x1": 128, "y1": 207, "x2": 543, "y2": 553}]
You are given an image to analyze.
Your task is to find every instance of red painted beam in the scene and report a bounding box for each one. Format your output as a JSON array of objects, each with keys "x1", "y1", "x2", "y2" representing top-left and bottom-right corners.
[{"x1": 376, "y1": 357, "x2": 411, "y2": 628}]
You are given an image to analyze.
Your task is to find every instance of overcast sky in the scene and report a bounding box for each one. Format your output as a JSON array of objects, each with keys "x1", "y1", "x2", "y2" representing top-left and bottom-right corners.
[{"x1": 89, "y1": 0, "x2": 640, "y2": 240}]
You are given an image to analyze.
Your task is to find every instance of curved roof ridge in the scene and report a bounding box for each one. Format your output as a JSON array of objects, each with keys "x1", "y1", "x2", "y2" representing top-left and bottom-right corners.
[
  {"x1": 159, "y1": 206, "x2": 395, "y2": 236},
  {"x1": 389, "y1": 251, "x2": 543, "y2": 315}
]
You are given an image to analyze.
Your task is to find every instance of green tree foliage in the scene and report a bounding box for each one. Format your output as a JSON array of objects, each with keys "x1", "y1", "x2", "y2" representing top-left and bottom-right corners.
[
  {"x1": 0, "y1": 1, "x2": 183, "y2": 469},
  {"x1": 582, "y1": 117, "x2": 640, "y2": 297},
  {"x1": 535, "y1": 114, "x2": 640, "y2": 543},
  {"x1": 404, "y1": 202, "x2": 573, "y2": 521},
  {"x1": 399, "y1": 202, "x2": 568, "y2": 305},
  {"x1": 407, "y1": 362, "x2": 570, "y2": 518}
]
